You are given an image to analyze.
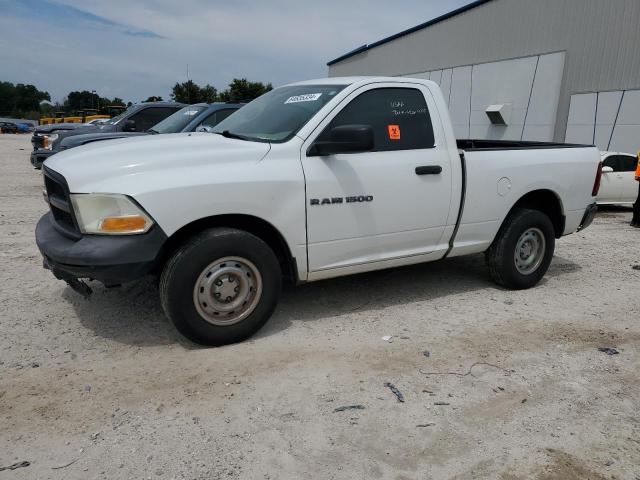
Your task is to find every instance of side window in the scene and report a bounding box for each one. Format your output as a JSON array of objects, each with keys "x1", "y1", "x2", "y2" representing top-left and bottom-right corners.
[
  {"x1": 130, "y1": 107, "x2": 179, "y2": 131},
  {"x1": 317, "y1": 87, "x2": 435, "y2": 152},
  {"x1": 602, "y1": 156, "x2": 621, "y2": 171},
  {"x1": 200, "y1": 109, "x2": 236, "y2": 128},
  {"x1": 620, "y1": 155, "x2": 638, "y2": 172}
]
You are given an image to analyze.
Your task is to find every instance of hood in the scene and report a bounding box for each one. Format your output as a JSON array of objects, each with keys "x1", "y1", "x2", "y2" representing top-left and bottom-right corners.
[
  {"x1": 54, "y1": 123, "x2": 115, "y2": 141},
  {"x1": 59, "y1": 131, "x2": 148, "y2": 149},
  {"x1": 35, "y1": 123, "x2": 85, "y2": 133},
  {"x1": 45, "y1": 132, "x2": 271, "y2": 193}
]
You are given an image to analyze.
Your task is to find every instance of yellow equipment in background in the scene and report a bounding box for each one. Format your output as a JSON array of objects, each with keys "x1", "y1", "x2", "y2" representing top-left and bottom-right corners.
[{"x1": 39, "y1": 110, "x2": 111, "y2": 125}]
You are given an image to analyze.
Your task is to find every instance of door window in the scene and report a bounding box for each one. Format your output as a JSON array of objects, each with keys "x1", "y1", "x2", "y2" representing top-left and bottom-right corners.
[
  {"x1": 602, "y1": 156, "x2": 621, "y2": 171},
  {"x1": 619, "y1": 155, "x2": 638, "y2": 172},
  {"x1": 602, "y1": 155, "x2": 638, "y2": 172},
  {"x1": 200, "y1": 109, "x2": 237, "y2": 128},
  {"x1": 316, "y1": 88, "x2": 435, "y2": 152},
  {"x1": 129, "y1": 107, "x2": 180, "y2": 131}
]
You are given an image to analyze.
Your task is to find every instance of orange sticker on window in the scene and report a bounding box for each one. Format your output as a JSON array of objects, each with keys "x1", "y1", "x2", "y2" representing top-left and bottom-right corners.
[{"x1": 388, "y1": 124, "x2": 401, "y2": 140}]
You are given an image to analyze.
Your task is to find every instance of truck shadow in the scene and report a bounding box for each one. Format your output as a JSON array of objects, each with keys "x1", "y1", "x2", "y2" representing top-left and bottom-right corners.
[
  {"x1": 259, "y1": 253, "x2": 581, "y2": 339},
  {"x1": 68, "y1": 253, "x2": 580, "y2": 347},
  {"x1": 63, "y1": 279, "x2": 179, "y2": 346},
  {"x1": 596, "y1": 205, "x2": 633, "y2": 213}
]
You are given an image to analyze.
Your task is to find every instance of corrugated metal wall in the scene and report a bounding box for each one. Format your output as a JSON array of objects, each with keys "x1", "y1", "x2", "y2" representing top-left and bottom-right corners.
[{"x1": 328, "y1": 0, "x2": 640, "y2": 142}]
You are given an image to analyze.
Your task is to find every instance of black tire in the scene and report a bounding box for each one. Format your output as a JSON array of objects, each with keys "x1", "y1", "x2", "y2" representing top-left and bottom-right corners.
[
  {"x1": 485, "y1": 208, "x2": 555, "y2": 290},
  {"x1": 160, "y1": 227, "x2": 281, "y2": 346}
]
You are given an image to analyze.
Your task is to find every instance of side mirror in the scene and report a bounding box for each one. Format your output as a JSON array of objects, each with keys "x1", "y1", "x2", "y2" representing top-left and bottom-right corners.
[
  {"x1": 601, "y1": 166, "x2": 614, "y2": 173},
  {"x1": 122, "y1": 119, "x2": 137, "y2": 132},
  {"x1": 307, "y1": 125, "x2": 374, "y2": 157},
  {"x1": 196, "y1": 125, "x2": 213, "y2": 133}
]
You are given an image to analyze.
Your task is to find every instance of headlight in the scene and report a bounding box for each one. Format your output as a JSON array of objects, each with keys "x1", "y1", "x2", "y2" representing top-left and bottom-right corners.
[
  {"x1": 70, "y1": 194, "x2": 154, "y2": 235},
  {"x1": 43, "y1": 134, "x2": 59, "y2": 150}
]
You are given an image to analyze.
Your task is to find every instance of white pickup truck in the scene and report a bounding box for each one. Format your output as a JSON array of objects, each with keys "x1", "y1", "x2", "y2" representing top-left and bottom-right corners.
[{"x1": 36, "y1": 77, "x2": 602, "y2": 345}]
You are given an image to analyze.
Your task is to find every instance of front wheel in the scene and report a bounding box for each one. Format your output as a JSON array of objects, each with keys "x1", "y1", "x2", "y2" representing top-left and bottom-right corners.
[
  {"x1": 485, "y1": 208, "x2": 555, "y2": 290},
  {"x1": 160, "y1": 228, "x2": 281, "y2": 346}
]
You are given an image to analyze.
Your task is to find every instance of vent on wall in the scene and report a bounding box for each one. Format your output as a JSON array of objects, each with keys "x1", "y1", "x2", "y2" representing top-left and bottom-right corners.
[{"x1": 486, "y1": 104, "x2": 512, "y2": 125}]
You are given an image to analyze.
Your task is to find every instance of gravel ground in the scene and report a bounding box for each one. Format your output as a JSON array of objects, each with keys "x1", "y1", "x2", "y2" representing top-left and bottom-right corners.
[{"x1": 1, "y1": 134, "x2": 639, "y2": 480}]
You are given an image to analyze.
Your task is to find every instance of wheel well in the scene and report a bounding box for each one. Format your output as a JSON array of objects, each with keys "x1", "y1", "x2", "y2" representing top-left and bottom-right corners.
[
  {"x1": 157, "y1": 215, "x2": 298, "y2": 283},
  {"x1": 510, "y1": 189, "x2": 565, "y2": 238}
]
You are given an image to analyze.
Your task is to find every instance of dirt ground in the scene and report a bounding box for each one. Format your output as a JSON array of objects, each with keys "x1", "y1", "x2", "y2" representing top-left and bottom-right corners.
[{"x1": 0, "y1": 133, "x2": 639, "y2": 480}]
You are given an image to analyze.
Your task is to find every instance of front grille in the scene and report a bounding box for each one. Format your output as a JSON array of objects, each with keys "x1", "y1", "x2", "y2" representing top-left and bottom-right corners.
[{"x1": 43, "y1": 167, "x2": 81, "y2": 239}]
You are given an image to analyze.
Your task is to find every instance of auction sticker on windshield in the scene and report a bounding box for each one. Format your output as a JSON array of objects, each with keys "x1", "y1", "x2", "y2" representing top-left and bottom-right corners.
[{"x1": 285, "y1": 93, "x2": 322, "y2": 104}]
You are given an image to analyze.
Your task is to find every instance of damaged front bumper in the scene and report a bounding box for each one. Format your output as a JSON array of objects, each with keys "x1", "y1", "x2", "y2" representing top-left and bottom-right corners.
[{"x1": 36, "y1": 212, "x2": 167, "y2": 294}]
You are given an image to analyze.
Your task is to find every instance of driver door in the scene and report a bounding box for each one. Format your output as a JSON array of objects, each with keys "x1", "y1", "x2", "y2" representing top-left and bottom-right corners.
[{"x1": 301, "y1": 83, "x2": 452, "y2": 275}]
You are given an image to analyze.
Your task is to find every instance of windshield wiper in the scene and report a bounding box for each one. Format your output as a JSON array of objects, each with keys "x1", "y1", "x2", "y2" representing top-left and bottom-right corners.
[
  {"x1": 148, "y1": 128, "x2": 159, "y2": 134},
  {"x1": 216, "y1": 130, "x2": 252, "y2": 141}
]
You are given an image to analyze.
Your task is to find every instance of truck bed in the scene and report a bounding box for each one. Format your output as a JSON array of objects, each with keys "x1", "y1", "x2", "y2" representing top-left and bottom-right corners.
[{"x1": 448, "y1": 140, "x2": 600, "y2": 258}]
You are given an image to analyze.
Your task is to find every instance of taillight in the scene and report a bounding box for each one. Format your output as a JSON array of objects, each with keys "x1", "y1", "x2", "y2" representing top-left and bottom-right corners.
[{"x1": 592, "y1": 161, "x2": 603, "y2": 196}]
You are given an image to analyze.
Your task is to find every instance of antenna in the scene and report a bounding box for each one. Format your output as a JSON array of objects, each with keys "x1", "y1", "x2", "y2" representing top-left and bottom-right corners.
[{"x1": 187, "y1": 64, "x2": 190, "y2": 104}]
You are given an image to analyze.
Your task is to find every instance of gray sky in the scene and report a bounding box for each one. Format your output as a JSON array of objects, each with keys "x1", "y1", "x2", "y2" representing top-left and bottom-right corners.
[{"x1": 0, "y1": 0, "x2": 471, "y2": 103}]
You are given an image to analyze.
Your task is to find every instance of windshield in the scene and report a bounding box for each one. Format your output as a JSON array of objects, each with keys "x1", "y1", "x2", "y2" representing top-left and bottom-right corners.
[
  {"x1": 212, "y1": 84, "x2": 346, "y2": 142},
  {"x1": 102, "y1": 106, "x2": 136, "y2": 125},
  {"x1": 150, "y1": 105, "x2": 207, "y2": 134}
]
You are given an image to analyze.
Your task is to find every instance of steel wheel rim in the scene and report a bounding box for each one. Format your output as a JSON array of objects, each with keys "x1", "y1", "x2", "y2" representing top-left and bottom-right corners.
[
  {"x1": 514, "y1": 227, "x2": 546, "y2": 275},
  {"x1": 193, "y1": 256, "x2": 263, "y2": 326}
]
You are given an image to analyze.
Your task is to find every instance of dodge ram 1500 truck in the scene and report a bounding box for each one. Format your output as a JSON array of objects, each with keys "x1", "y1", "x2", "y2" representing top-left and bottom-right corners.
[{"x1": 36, "y1": 77, "x2": 601, "y2": 345}]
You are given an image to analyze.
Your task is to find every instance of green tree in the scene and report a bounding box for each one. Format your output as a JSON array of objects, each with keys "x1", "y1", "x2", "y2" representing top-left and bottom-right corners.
[
  {"x1": 171, "y1": 80, "x2": 217, "y2": 104},
  {"x1": 218, "y1": 78, "x2": 272, "y2": 103},
  {"x1": 0, "y1": 82, "x2": 17, "y2": 115},
  {"x1": 0, "y1": 81, "x2": 50, "y2": 116},
  {"x1": 144, "y1": 96, "x2": 164, "y2": 102},
  {"x1": 39, "y1": 101, "x2": 57, "y2": 116},
  {"x1": 65, "y1": 90, "x2": 101, "y2": 111},
  {"x1": 200, "y1": 85, "x2": 218, "y2": 103}
]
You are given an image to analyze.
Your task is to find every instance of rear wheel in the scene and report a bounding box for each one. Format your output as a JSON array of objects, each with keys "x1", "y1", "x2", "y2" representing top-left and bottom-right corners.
[
  {"x1": 160, "y1": 228, "x2": 281, "y2": 346},
  {"x1": 485, "y1": 208, "x2": 555, "y2": 289}
]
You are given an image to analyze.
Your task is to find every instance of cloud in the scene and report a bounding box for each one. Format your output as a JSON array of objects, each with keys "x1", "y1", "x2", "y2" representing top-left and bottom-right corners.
[
  {"x1": 0, "y1": 0, "x2": 164, "y2": 38},
  {"x1": 0, "y1": 0, "x2": 472, "y2": 103}
]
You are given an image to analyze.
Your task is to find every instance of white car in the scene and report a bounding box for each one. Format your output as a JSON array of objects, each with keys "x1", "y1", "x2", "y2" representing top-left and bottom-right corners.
[
  {"x1": 36, "y1": 77, "x2": 601, "y2": 345},
  {"x1": 598, "y1": 151, "x2": 639, "y2": 204}
]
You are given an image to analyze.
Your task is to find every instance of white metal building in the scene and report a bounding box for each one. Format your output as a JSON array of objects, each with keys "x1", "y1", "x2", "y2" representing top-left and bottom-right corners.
[{"x1": 327, "y1": 0, "x2": 640, "y2": 153}]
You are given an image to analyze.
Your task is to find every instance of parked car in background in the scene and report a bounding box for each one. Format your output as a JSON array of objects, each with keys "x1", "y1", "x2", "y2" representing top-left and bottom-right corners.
[
  {"x1": 0, "y1": 122, "x2": 19, "y2": 134},
  {"x1": 17, "y1": 123, "x2": 34, "y2": 133},
  {"x1": 31, "y1": 102, "x2": 184, "y2": 168},
  {"x1": 31, "y1": 122, "x2": 105, "y2": 155},
  {"x1": 597, "y1": 151, "x2": 639, "y2": 205},
  {"x1": 36, "y1": 77, "x2": 601, "y2": 345},
  {"x1": 34, "y1": 103, "x2": 242, "y2": 168}
]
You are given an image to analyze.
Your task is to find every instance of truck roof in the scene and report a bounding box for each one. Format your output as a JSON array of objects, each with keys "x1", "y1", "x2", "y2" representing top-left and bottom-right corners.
[
  {"x1": 287, "y1": 76, "x2": 435, "y2": 87},
  {"x1": 137, "y1": 101, "x2": 185, "y2": 107}
]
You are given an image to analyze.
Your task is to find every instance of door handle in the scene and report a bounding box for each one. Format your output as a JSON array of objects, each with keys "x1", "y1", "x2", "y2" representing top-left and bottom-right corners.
[{"x1": 415, "y1": 165, "x2": 442, "y2": 175}]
